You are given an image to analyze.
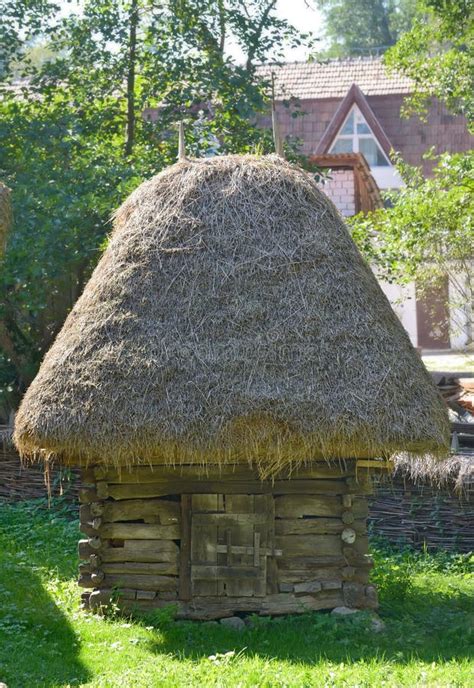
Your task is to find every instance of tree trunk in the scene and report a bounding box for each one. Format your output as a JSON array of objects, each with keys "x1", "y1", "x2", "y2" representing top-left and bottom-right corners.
[{"x1": 125, "y1": 0, "x2": 139, "y2": 157}]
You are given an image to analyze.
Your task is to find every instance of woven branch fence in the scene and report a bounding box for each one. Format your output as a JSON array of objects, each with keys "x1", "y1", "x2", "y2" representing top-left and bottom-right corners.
[
  {"x1": 0, "y1": 448, "x2": 80, "y2": 502},
  {"x1": 368, "y1": 477, "x2": 473, "y2": 552}
]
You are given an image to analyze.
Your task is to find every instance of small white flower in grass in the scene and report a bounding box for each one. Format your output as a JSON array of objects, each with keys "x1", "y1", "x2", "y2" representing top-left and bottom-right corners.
[
  {"x1": 110, "y1": 641, "x2": 123, "y2": 650},
  {"x1": 208, "y1": 649, "x2": 246, "y2": 666}
]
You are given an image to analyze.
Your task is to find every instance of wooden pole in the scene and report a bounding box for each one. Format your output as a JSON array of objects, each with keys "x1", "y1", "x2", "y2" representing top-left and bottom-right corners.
[
  {"x1": 271, "y1": 72, "x2": 284, "y2": 158},
  {"x1": 178, "y1": 121, "x2": 186, "y2": 162}
]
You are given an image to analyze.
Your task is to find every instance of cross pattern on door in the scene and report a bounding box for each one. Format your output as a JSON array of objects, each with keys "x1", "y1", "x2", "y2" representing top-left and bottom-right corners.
[{"x1": 189, "y1": 494, "x2": 281, "y2": 597}]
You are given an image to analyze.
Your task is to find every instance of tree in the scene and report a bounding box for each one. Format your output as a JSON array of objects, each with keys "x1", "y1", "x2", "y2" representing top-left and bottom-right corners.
[
  {"x1": 384, "y1": 0, "x2": 474, "y2": 128},
  {"x1": 314, "y1": 0, "x2": 416, "y2": 58},
  {"x1": 0, "y1": 1, "x2": 308, "y2": 415},
  {"x1": 349, "y1": 152, "x2": 473, "y2": 345},
  {"x1": 349, "y1": 0, "x2": 474, "y2": 348}
]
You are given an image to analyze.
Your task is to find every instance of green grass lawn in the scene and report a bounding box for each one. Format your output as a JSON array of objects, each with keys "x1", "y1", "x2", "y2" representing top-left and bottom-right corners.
[{"x1": 0, "y1": 498, "x2": 472, "y2": 688}]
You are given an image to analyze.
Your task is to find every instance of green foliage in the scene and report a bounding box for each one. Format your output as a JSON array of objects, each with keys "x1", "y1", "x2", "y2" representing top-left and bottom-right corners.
[
  {"x1": 314, "y1": 0, "x2": 416, "y2": 58},
  {"x1": 0, "y1": 1, "x2": 307, "y2": 415},
  {"x1": 384, "y1": 0, "x2": 474, "y2": 128},
  {"x1": 371, "y1": 537, "x2": 473, "y2": 607},
  {"x1": 349, "y1": 150, "x2": 474, "y2": 343},
  {"x1": 0, "y1": 498, "x2": 473, "y2": 687}
]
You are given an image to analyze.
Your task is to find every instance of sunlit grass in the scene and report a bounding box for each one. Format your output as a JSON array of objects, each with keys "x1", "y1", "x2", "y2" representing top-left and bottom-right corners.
[{"x1": 0, "y1": 498, "x2": 472, "y2": 687}]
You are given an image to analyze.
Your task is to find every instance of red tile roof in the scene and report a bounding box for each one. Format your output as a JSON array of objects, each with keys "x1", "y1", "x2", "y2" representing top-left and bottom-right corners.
[{"x1": 257, "y1": 57, "x2": 412, "y2": 100}]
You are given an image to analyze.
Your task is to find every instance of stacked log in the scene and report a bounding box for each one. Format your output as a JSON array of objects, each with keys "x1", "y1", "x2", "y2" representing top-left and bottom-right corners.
[{"x1": 78, "y1": 461, "x2": 377, "y2": 619}]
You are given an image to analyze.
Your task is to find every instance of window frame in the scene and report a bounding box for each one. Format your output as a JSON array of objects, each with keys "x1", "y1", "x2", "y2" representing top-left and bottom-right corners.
[{"x1": 329, "y1": 105, "x2": 391, "y2": 167}]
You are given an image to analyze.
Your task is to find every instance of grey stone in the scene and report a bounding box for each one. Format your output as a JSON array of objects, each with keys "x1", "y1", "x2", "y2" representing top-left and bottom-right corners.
[
  {"x1": 331, "y1": 606, "x2": 359, "y2": 616},
  {"x1": 220, "y1": 616, "x2": 246, "y2": 631},
  {"x1": 370, "y1": 614, "x2": 386, "y2": 633}
]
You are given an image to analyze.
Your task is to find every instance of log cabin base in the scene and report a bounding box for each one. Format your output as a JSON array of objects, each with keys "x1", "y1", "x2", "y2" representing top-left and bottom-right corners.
[{"x1": 78, "y1": 461, "x2": 378, "y2": 620}]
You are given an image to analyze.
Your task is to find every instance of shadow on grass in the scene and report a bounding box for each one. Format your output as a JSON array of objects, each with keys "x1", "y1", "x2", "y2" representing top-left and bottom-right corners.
[
  {"x1": 144, "y1": 582, "x2": 472, "y2": 668},
  {"x1": 0, "y1": 503, "x2": 89, "y2": 688}
]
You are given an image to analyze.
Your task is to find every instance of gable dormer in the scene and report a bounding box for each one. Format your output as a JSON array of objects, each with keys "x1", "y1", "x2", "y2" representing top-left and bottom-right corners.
[{"x1": 316, "y1": 84, "x2": 403, "y2": 190}]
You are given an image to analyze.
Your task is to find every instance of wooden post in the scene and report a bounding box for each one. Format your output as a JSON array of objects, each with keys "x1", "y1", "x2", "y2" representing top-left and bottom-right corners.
[
  {"x1": 178, "y1": 121, "x2": 186, "y2": 162},
  {"x1": 271, "y1": 72, "x2": 284, "y2": 158},
  {"x1": 179, "y1": 494, "x2": 192, "y2": 601}
]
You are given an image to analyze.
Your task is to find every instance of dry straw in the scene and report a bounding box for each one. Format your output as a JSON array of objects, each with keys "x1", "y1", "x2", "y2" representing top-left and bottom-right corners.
[{"x1": 13, "y1": 155, "x2": 449, "y2": 474}]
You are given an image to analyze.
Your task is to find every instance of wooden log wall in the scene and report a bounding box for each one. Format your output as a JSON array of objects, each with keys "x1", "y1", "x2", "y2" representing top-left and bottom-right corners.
[{"x1": 78, "y1": 461, "x2": 378, "y2": 619}]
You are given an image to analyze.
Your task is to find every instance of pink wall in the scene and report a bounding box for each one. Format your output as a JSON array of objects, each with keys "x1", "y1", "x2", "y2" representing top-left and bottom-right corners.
[{"x1": 318, "y1": 169, "x2": 355, "y2": 217}]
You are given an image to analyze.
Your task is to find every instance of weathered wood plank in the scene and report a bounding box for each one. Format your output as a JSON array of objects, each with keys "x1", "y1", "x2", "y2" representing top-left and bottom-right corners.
[
  {"x1": 192, "y1": 513, "x2": 268, "y2": 526},
  {"x1": 275, "y1": 495, "x2": 341, "y2": 518},
  {"x1": 104, "y1": 573, "x2": 178, "y2": 592},
  {"x1": 275, "y1": 534, "x2": 342, "y2": 557},
  {"x1": 119, "y1": 590, "x2": 346, "y2": 619},
  {"x1": 275, "y1": 495, "x2": 368, "y2": 519},
  {"x1": 106, "y1": 480, "x2": 362, "y2": 500},
  {"x1": 265, "y1": 495, "x2": 279, "y2": 595},
  {"x1": 192, "y1": 565, "x2": 262, "y2": 580},
  {"x1": 78, "y1": 573, "x2": 95, "y2": 588},
  {"x1": 97, "y1": 462, "x2": 356, "y2": 482},
  {"x1": 223, "y1": 495, "x2": 257, "y2": 597},
  {"x1": 80, "y1": 522, "x2": 100, "y2": 537},
  {"x1": 100, "y1": 523, "x2": 180, "y2": 540},
  {"x1": 79, "y1": 487, "x2": 98, "y2": 504},
  {"x1": 215, "y1": 544, "x2": 282, "y2": 556},
  {"x1": 179, "y1": 495, "x2": 192, "y2": 601},
  {"x1": 294, "y1": 580, "x2": 322, "y2": 594},
  {"x1": 192, "y1": 494, "x2": 225, "y2": 513},
  {"x1": 277, "y1": 554, "x2": 371, "y2": 569},
  {"x1": 102, "y1": 499, "x2": 180, "y2": 525},
  {"x1": 278, "y1": 568, "x2": 344, "y2": 583},
  {"x1": 274, "y1": 518, "x2": 366, "y2": 536},
  {"x1": 81, "y1": 468, "x2": 96, "y2": 485},
  {"x1": 100, "y1": 539, "x2": 179, "y2": 564},
  {"x1": 102, "y1": 561, "x2": 178, "y2": 576},
  {"x1": 191, "y1": 494, "x2": 221, "y2": 596}
]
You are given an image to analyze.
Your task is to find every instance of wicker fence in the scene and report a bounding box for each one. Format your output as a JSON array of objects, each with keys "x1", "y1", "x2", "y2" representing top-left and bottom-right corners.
[
  {"x1": 0, "y1": 447, "x2": 80, "y2": 502},
  {"x1": 368, "y1": 477, "x2": 473, "y2": 552}
]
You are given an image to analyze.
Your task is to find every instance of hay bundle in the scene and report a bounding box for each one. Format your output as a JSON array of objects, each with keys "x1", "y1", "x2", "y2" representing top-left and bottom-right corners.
[{"x1": 13, "y1": 155, "x2": 449, "y2": 472}]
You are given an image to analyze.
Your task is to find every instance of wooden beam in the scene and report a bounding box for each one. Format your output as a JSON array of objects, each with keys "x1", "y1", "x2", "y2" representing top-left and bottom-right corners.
[
  {"x1": 178, "y1": 494, "x2": 192, "y2": 601},
  {"x1": 100, "y1": 523, "x2": 180, "y2": 540}
]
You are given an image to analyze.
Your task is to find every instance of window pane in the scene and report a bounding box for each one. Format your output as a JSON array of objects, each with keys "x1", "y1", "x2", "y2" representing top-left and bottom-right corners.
[
  {"x1": 359, "y1": 137, "x2": 389, "y2": 166},
  {"x1": 330, "y1": 138, "x2": 353, "y2": 154},
  {"x1": 340, "y1": 111, "x2": 354, "y2": 135},
  {"x1": 356, "y1": 120, "x2": 371, "y2": 134}
]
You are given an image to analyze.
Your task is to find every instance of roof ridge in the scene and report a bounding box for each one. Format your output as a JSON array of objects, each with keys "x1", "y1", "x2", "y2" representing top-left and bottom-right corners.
[{"x1": 257, "y1": 55, "x2": 383, "y2": 68}]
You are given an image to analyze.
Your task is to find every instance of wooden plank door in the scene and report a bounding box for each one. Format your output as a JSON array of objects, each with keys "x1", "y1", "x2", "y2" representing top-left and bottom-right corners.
[{"x1": 189, "y1": 494, "x2": 275, "y2": 598}]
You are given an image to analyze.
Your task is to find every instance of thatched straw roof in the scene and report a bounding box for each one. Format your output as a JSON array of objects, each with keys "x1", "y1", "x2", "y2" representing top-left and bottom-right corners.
[
  {"x1": 392, "y1": 452, "x2": 474, "y2": 495},
  {"x1": 13, "y1": 155, "x2": 449, "y2": 472}
]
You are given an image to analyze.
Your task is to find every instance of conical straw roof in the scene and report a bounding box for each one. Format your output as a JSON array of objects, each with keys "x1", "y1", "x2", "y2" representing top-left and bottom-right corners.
[{"x1": 14, "y1": 155, "x2": 449, "y2": 472}]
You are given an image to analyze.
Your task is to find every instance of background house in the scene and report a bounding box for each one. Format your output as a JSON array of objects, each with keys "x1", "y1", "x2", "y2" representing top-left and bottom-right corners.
[{"x1": 260, "y1": 57, "x2": 473, "y2": 351}]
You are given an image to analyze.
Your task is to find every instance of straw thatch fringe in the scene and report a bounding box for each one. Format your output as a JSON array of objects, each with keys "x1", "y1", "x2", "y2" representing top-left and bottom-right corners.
[
  {"x1": 13, "y1": 155, "x2": 449, "y2": 471},
  {"x1": 392, "y1": 452, "x2": 474, "y2": 494}
]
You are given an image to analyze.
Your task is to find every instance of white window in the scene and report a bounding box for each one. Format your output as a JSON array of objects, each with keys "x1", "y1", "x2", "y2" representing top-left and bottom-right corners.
[{"x1": 329, "y1": 106, "x2": 390, "y2": 167}]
